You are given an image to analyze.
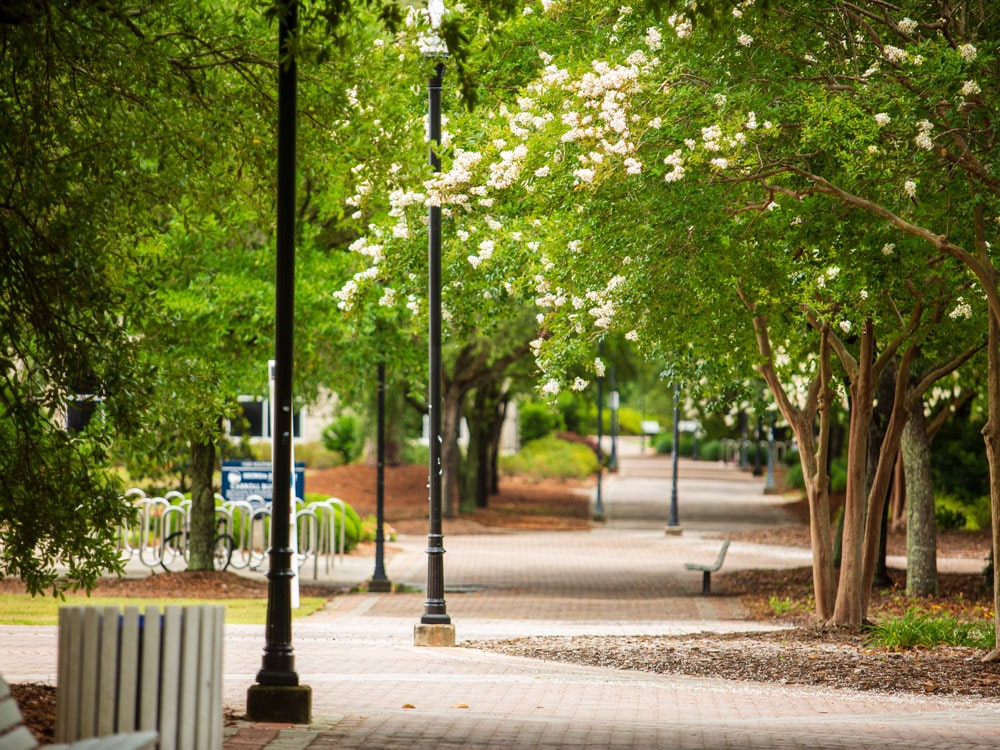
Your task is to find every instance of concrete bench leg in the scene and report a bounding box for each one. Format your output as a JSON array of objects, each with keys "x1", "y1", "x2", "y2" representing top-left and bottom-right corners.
[{"x1": 702, "y1": 571, "x2": 712, "y2": 595}]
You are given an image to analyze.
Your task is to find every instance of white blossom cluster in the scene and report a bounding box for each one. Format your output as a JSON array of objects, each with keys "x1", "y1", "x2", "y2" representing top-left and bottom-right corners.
[
  {"x1": 949, "y1": 297, "x2": 973, "y2": 320},
  {"x1": 914, "y1": 119, "x2": 934, "y2": 151}
]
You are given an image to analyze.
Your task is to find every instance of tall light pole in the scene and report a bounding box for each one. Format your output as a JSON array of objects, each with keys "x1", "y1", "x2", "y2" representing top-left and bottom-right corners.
[
  {"x1": 666, "y1": 382, "x2": 682, "y2": 535},
  {"x1": 369, "y1": 360, "x2": 392, "y2": 592},
  {"x1": 593, "y1": 340, "x2": 605, "y2": 520},
  {"x1": 415, "y1": 0, "x2": 455, "y2": 647},
  {"x1": 247, "y1": 0, "x2": 311, "y2": 722}
]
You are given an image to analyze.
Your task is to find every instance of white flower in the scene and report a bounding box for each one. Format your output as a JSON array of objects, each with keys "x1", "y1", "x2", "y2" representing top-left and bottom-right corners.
[
  {"x1": 571, "y1": 377, "x2": 590, "y2": 391},
  {"x1": 668, "y1": 13, "x2": 693, "y2": 39},
  {"x1": 904, "y1": 180, "x2": 917, "y2": 198},
  {"x1": 478, "y1": 239, "x2": 495, "y2": 258},
  {"x1": 710, "y1": 158, "x2": 729, "y2": 169},
  {"x1": 897, "y1": 17, "x2": 918, "y2": 34},
  {"x1": 960, "y1": 80, "x2": 981, "y2": 96},
  {"x1": 839, "y1": 320, "x2": 852, "y2": 333},
  {"x1": 958, "y1": 44, "x2": 977, "y2": 62},
  {"x1": 574, "y1": 167, "x2": 595, "y2": 183},
  {"x1": 874, "y1": 112, "x2": 891, "y2": 127},
  {"x1": 644, "y1": 27, "x2": 662, "y2": 51},
  {"x1": 624, "y1": 157, "x2": 642, "y2": 175},
  {"x1": 378, "y1": 288, "x2": 396, "y2": 307},
  {"x1": 713, "y1": 94, "x2": 727, "y2": 108},
  {"x1": 664, "y1": 165, "x2": 685, "y2": 183},
  {"x1": 738, "y1": 33, "x2": 753, "y2": 47},
  {"x1": 883, "y1": 45, "x2": 908, "y2": 64},
  {"x1": 882, "y1": 243, "x2": 896, "y2": 256},
  {"x1": 949, "y1": 298, "x2": 973, "y2": 320},
  {"x1": 467, "y1": 255, "x2": 482, "y2": 268},
  {"x1": 625, "y1": 330, "x2": 639, "y2": 341},
  {"x1": 568, "y1": 240, "x2": 582, "y2": 252},
  {"x1": 649, "y1": 116, "x2": 662, "y2": 129},
  {"x1": 541, "y1": 379, "x2": 561, "y2": 396},
  {"x1": 594, "y1": 357, "x2": 606, "y2": 377},
  {"x1": 534, "y1": 165, "x2": 551, "y2": 178},
  {"x1": 914, "y1": 119, "x2": 934, "y2": 150},
  {"x1": 766, "y1": 200, "x2": 779, "y2": 211}
]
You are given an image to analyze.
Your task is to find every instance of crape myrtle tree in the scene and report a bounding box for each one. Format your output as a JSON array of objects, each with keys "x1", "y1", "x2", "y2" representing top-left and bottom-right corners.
[
  {"x1": 356, "y1": 0, "x2": 996, "y2": 632},
  {"x1": 330, "y1": 3, "x2": 574, "y2": 518}
]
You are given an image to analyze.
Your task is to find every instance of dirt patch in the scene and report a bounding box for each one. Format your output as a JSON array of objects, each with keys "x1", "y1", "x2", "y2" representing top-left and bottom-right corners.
[{"x1": 305, "y1": 463, "x2": 592, "y2": 535}]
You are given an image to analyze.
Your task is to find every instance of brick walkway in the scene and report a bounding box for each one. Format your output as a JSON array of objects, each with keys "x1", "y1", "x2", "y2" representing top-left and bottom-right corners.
[{"x1": 3, "y1": 445, "x2": 996, "y2": 748}]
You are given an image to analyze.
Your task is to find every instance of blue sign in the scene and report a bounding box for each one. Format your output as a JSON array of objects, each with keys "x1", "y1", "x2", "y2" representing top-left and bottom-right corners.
[{"x1": 221, "y1": 460, "x2": 305, "y2": 506}]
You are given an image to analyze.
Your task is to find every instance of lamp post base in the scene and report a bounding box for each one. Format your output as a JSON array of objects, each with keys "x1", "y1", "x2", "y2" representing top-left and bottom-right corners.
[
  {"x1": 414, "y1": 623, "x2": 456, "y2": 647},
  {"x1": 664, "y1": 524, "x2": 684, "y2": 536},
  {"x1": 246, "y1": 684, "x2": 312, "y2": 724},
  {"x1": 368, "y1": 578, "x2": 393, "y2": 593}
]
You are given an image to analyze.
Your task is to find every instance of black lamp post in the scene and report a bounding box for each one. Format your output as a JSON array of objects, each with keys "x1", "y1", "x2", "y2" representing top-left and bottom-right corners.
[
  {"x1": 594, "y1": 341, "x2": 605, "y2": 520},
  {"x1": 247, "y1": 0, "x2": 311, "y2": 722},
  {"x1": 666, "y1": 382, "x2": 682, "y2": 534},
  {"x1": 415, "y1": 0, "x2": 454, "y2": 646},
  {"x1": 369, "y1": 361, "x2": 392, "y2": 592},
  {"x1": 608, "y1": 368, "x2": 619, "y2": 473}
]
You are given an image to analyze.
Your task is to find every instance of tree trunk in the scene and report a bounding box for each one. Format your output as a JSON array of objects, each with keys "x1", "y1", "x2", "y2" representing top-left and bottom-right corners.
[
  {"x1": 983, "y1": 308, "x2": 1000, "y2": 661},
  {"x1": 890, "y1": 453, "x2": 906, "y2": 532},
  {"x1": 752, "y1": 314, "x2": 836, "y2": 619},
  {"x1": 441, "y1": 385, "x2": 464, "y2": 519},
  {"x1": 488, "y1": 394, "x2": 509, "y2": 496},
  {"x1": 902, "y1": 395, "x2": 938, "y2": 597},
  {"x1": 462, "y1": 381, "x2": 510, "y2": 509},
  {"x1": 188, "y1": 438, "x2": 217, "y2": 571},
  {"x1": 867, "y1": 363, "x2": 897, "y2": 589},
  {"x1": 833, "y1": 321, "x2": 875, "y2": 626}
]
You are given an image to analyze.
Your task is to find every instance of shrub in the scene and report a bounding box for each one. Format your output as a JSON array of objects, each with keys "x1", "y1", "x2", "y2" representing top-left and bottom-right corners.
[
  {"x1": 619, "y1": 407, "x2": 643, "y2": 435},
  {"x1": 500, "y1": 435, "x2": 598, "y2": 481},
  {"x1": 698, "y1": 439, "x2": 722, "y2": 462},
  {"x1": 294, "y1": 441, "x2": 342, "y2": 469},
  {"x1": 402, "y1": 440, "x2": 430, "y2": 465},
  {"x1": 302, "y1": 493, "x2": 363, "y2": 552},
  {"x1": 780, "y1": 456, "x2": 846, "y2": 493},
  {"x1": 653, "y1": 433, "x2": 695, "y2": 456},
  {"x1": 518, "y1": 401, "x2": 565, "y2": 444},
  {"x1": 555, "y1": 391, "x2": 590, "y2": 435},
  {"x1": 322, "y1": 414, "x2": 364, "y2": 464},
  {"x1": 784, "y1": 462, "x2": 805, "y2": 490},
  {"x1": 934, "y1": 494, "x2": 968, "y2": 530}
]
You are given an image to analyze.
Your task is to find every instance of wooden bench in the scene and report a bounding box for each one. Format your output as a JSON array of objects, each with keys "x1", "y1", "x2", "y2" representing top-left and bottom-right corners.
[
  {"x1": 685, "y1": 539, "x2": 731, "y2": 595},
  {"x1": 0, "y1": 675, "x2": 157, "y2": 750}
]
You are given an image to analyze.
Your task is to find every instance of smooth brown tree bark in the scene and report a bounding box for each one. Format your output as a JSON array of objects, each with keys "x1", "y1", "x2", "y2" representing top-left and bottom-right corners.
[{"x1": 901, "y1": 396, "x2": 938, "y2": 597}]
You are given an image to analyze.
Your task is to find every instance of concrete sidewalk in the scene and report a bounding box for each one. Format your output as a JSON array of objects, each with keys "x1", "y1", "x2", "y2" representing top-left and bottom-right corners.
[{"x1": 3, "y1": 450, "x2": 996, "y2": 748}]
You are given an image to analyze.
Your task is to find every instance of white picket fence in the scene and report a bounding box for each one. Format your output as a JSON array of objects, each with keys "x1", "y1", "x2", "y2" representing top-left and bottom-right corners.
[{"x1": 56, "y1": 604, "x2": 224, "y2": 750}]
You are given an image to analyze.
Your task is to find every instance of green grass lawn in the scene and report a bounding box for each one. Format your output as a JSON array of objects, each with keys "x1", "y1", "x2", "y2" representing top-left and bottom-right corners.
[{"x1": 0, "y1": 595, "x2": 327, "y2": 626}]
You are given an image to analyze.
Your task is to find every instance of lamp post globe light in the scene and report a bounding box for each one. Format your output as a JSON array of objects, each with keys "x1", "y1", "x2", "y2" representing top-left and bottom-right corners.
[{"x1": 415, "y1": 0, "x2": 456, "y2": 648}]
